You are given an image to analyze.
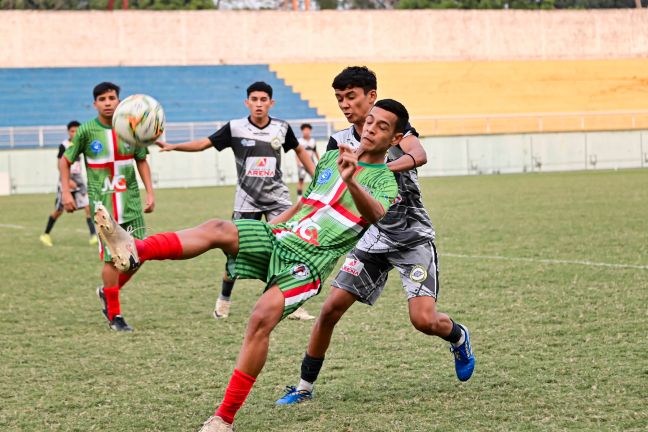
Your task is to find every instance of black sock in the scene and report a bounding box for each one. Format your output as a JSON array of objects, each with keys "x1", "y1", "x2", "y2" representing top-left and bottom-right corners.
[
  {"x1": 44, "y1": 216, "x2": 56, "y2": 234},
  {"x1": 301, "y1": 353, "x2": 325, "y2": 384},
  {"x1": 86, "y1": 218, "x2": 96, "y2": 235},
  {"x1": 221, "y1": 279, "x2": 235, "y2": 299},
  {"x1": 441, "y1": 320, "x2": 463, "y2": 344}
]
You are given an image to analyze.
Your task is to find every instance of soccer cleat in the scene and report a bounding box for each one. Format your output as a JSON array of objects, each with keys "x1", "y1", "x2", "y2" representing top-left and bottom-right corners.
[
  {"x1": 199, "y1": 415, "x2": 234, "y2": 432},
  {"x1": 94, "y1": 203, "x2": 140, "y2": 272},
  {"x1": 287, "y1": 306, "x2": 315, "y2": 321},
  {"x1": 39, "y1": 233, "x2": 53, "y2": 247},
  {"x1": 89, "y1": 234, "x2": 99, "y2": 246},
  {"x1": 96, "y1": 286, "x2": 110, "y2": 322},
  {"x1": 275, "y1": 386, "x2": 313, "y2": 405},
  {"x1": 109, "y1": 315, "x2": 134, "y2": 332},
  {"x1": 450, "y1": 324, "x2": 475, "y2": 382},
  {"x1": 213, "y1": 298, "x2": 231, "y2": 319}
]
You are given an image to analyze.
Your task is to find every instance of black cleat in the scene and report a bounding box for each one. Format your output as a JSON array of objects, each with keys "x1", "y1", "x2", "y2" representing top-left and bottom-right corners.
[{"x1": 109, "y1": 315, "x2": 134, "y2": 332}]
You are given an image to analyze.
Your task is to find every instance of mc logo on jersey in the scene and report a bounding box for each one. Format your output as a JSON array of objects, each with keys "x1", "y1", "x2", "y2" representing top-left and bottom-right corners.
[
  {"x1": 90, "y1": 140, "x2": 103, "y2": 154},
  {"x1": 317, "y1": 168, "x2": 333, "y2": 185},
  {"x1": 291, "y1": 264, "x2": 310, "y2": 280},
  {"x1": 245, "y1": 156, "x2": 276, "y2": 178},
  {"x1": 285, "y1": 219, "x2": 321, "y2": 246},
  {"x1": 102, "y1": 175, "x2": 127, "y2": 193},
  {"x1": 341, "y1": 257, "x2": 364, "y2": 276}
]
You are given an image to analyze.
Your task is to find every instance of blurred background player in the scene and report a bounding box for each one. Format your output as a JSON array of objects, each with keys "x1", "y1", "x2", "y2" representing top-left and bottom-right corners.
[
  {"x1": 40, "y1": 120, "x2": 98, "y2": 247},
  {"x1": 60, "y1": 82, "x2": 155, "y2": 332},
  {"x1": 295, "y1": 123, "x2": 319, "y2": 198},
  {"x1": 156, "y1": 81, "x2": 316, "y2": 321},
  {"x1": 276, "y1": 66, "x2": 475, "y2": 406}
]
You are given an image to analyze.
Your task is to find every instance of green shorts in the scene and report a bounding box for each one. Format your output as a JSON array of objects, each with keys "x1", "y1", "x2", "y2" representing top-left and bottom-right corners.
[
  {"x1": 229, "y1": 219, "x2": 337, "y2": 320},
  {"x1": 99, "y1": 214, "x2": 146, "y2": 263}
]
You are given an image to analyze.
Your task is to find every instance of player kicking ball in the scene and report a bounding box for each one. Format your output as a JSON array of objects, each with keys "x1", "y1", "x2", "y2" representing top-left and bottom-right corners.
[{"x1": 95, "y1": 99, "x2": 408, "y2": 431}]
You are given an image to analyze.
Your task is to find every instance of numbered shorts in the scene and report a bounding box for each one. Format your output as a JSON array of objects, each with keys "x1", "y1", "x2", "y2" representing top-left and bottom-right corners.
[
  {"x1": 55, "y1": 183, "x2": 89, "y2": 211},
  {"x1": 228, "y1": 219, "x2": 337, "y2": 320},
  {"x1": 332, "y1": 241, "x2": 440, "y2": 305},
  {"x1": 99, "y1": 214, "x2": 146, "y2": 264}
]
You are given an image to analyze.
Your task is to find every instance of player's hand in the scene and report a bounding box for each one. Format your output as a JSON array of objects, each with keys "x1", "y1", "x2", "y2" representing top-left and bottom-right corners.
[
  {"x1": 337, "y1": 143, "x2": 358, "y2": 184},
  {"x1": 62, "y1": 191, "x2": 77, "y2": 213},
  {"x1": 144, "y1": 193, "x2": 155, "y2": 213},
  {"x1": 68, "y1": 180, "x2": 78, "y2": 190},
  {"x1": 155, "y1": 141, "x2": 174, "y2": 152}
]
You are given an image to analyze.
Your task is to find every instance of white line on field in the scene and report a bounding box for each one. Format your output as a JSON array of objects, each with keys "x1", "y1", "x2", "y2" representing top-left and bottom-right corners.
[
  {"x1": 444, "y1": 253, "x2": 648, "y2": 270},
  {"x1": 0, "y1": 223, "x2": 25, "y2": 229}
]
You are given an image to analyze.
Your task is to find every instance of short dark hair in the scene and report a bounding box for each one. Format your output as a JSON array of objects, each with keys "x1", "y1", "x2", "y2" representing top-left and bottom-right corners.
[
  {"x1": 247, "y1": 81, "x2": 273, "y2": 98},
  {"x1": 93, "y1": 82, "x2": 120, "y2": 100},
  {"x1": 332, "y1": 66, "x2": 377, "y2": 94},
  {"x1": 374, "y1": 99, "x2": 409, "y2": 134},
  {"x1": 67, "y1": 120, "x2": 80, "y2": 130},
  {"x1": 300, "y1": 123, "x2": 312, "y2": 130}
]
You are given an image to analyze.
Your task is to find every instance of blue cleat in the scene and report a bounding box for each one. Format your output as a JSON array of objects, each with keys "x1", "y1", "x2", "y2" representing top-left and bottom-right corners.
[
  {"x1": 450, "y1": 324, "x2": 475, "y2": 382},
  {"x1": 275, "y1": 386, "x2": 313, "y2": 405}
]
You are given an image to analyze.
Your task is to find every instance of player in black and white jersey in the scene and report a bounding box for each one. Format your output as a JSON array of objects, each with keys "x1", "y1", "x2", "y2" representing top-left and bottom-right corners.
[
  {"x1": 276, "y1": 66, "x2": 475, "y2": 405},
  {"x1": 39, "y1": 120, "x2": 98, "y2": 247},
  {"x1": 295, "y1": 123, "x2": 319, "y2": 198},
  {"x1": 156, "y1": 82, "x2": 316, "y2": 321}
]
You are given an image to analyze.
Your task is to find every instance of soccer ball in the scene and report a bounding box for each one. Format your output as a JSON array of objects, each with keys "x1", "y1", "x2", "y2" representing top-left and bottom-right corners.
[{"x1": 113, "y1": 94, "x2": 165, "y2": 147}]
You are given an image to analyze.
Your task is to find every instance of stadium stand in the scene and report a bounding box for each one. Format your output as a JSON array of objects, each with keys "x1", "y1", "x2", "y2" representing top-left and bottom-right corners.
[
  {"x1": 270, "y1": 59, "x2": 648, "y2": 135},
  {"x1": 0, "y1": 65, "x2": 321, "y2": 128}
]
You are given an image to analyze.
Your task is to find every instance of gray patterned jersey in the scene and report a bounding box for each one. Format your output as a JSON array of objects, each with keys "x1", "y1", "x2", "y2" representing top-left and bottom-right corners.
[
  {"x1": 326, "y1": 124, "x2": 435, "y2": 252},
  {"x1": 209, "y1": 116, "x2": 299, "y2": 213}
]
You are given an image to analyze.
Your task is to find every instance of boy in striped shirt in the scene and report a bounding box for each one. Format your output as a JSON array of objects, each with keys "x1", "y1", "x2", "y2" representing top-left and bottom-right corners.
[{"x1": 94, "y1": 99, "x2": 407, "y2": 431}]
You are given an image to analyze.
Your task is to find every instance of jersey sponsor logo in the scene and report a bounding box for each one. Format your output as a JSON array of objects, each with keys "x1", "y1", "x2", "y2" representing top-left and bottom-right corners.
[
  {"x1": 241, "y1": 139, "x2": 256, "y2": 147},
  {"x1": 245, "y1": 157, "x2": 276, "y2": 177},
  {"x1": 291, "y1": 264, "x2": 311, "y2": 280},
  {"x1": 90, "y1": 140, "x2": 103, "y2": 154},
  {"x1": 317, "y1": 168, "x2": 333, "y2": 185},
  {"x1": 341, "y1": 256, "x2": 364, "y2": 276},
  {"x1": 285, "y1": 219, "x2": 321, "y2": 246},
  {"x1": 270, "y1": 137, "x2": 282, "y2": 150},
  {"x1": 409, "y1": 265, "x2": 428, "y2": 283},
  {"x1": 102, "y1": 175, "x2": 127, "y2": 193}
]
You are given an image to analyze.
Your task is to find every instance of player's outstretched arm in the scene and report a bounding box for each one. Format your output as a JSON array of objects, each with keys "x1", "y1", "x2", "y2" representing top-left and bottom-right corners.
[
  {"x1": 136, "y1": 159, "x2": 155, "y2": 213},
  {"x1": 269, "y1": 201, "x2": 304, "y2": 225},
  {"x1": 337, "y1": 144, "x2": 386, "y2": 224},
  {"x1": 386, "y1": 134, "x2": 427, "y2": 173},
  {"x1": 58, "y1": 157, "x2": 76, "y2": 212},
  {"x1": 156, "y1": 137, "x2": 212, "y2": 152},
  {"x1": 295, "y1": 145, "x2": 316, "y2": 177}
]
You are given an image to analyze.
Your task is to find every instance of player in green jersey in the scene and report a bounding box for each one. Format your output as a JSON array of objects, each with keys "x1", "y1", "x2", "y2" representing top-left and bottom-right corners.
[
  {"x1": 94, "y1": 99, "x2": 407, "y2": 431},
  {"x1": 59, "y1": 82, "x2": 155, "y2": 332}
]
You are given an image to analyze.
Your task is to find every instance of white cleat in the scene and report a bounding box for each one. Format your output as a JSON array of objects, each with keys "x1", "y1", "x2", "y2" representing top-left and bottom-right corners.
[
  {"x1": 94, "y1": 203, "x2": 140, "y2": 272},
  {"x1": 199, "y1": 416, "x2": 234, "y2": 432},
  {"x1": 288, "y1": 306, "x2": 315, "y2": 321},
  {"x1": 213, "y1": 298, "x2": 231, "y2": 319}
]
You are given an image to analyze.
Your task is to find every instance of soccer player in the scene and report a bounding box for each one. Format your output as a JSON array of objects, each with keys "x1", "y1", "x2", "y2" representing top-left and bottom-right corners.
[
  {"x1": 59, "y1": 82, "x2": 155, "y2": 332},
  {"x1": 295, "y1": 123, "x2": 319, "y2": 198},
  {"x1": 156, "y1": 81, "x2": 316, "y2": 321},
  {"x1": 95, "y1": 99, "x2": 406, "y2": 432},
  {"x1": 275, "y1": 66, "x2": 475, "y2": 406},
  {"x1": 40, "y1": 120, "x2": 98, "y2": 247}
]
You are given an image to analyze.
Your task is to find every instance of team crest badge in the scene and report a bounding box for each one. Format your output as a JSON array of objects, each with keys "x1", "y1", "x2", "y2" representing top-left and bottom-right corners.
[
  {"x1": 90, "y1": 140, "x2": 103, "y2": 154},
  {"x1": 409, "y1": 265, "x2": 428, "y2": 283},
  {"x1": 270, "y1": 137, "x2": 282, "y2": 150},
  {"x1": 291, "y1": 264, "x2": 310, "y2": 280},
  {"x1": 317, "y1": 168, "x2": 333, "y2": 185}
]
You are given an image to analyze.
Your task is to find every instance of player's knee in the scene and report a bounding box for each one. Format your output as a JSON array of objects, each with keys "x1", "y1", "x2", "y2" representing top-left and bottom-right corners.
[
  {"x1": 246, "y1": 309, "x2": 275, "y2": 338},
  {"x1": 410, "y1": 312, "x2": 443, "y2": 335},
  {"x1": 318, "y1": 302, "x2": 345, "y2": 327},
  {"x1": 201, "y1": 219, "x2": 236, "y2": 245}
]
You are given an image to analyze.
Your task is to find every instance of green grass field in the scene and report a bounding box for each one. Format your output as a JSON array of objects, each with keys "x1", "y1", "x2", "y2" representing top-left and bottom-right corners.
[{"x1": 1, "y1": 169, "x2": 647, "y2": 431}]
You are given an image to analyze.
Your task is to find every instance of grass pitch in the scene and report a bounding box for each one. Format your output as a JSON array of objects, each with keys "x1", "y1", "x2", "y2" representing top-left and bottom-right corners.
[{"x1": 1, "y1": 169, "x2": 647, "y2": 431}]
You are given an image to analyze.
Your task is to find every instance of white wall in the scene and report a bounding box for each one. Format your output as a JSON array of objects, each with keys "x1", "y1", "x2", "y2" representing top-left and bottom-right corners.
[{"x1": 1, "y1": 131, "x2": 647, "y2": 196}]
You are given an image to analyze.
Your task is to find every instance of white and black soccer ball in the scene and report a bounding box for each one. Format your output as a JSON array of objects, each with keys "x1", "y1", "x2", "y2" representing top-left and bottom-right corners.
[{"x1": 113, "y1": 94, "x2": 165, "y2": 147}]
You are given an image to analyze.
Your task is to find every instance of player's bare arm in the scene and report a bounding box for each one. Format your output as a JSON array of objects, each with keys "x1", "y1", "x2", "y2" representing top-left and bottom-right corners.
[
  {"x1": 269, "y1": 201, "x2": 304, "y2": 225},
  {"x1": 156, "y1": 137, "x2": 212, "y2": 152},
  {"x1": 58, "y1": 157, "x2": 76, "y2": 212},
  {"x1": 386, "y1": 134, "x2": 428, "y2": 173},
  {"x1": 295, "y1": 145, "x2": 316, "y2": 177},
  {"x1": 136, "y1": 158, "x2": 155, "y2": 213},
  {"x1": 338, "y1": 144, "x2": 386, "y2": 224}
]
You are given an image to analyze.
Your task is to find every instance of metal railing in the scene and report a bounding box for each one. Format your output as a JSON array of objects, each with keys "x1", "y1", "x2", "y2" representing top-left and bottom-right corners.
[{"x1": 2, "y1": 111, "x2": 648, "y2": 149}]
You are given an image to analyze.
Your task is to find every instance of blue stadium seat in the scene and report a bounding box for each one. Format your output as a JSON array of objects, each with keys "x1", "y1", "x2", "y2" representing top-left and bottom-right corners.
[{"x1": 0, "y1": 65, "x2": 322, "y2": 128}]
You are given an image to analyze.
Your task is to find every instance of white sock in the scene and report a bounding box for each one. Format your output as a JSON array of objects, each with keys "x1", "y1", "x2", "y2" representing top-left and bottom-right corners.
[
  {"x1": 452, "y1": 329, "x2": 466, "y2": 347},
  {"x1": 297, "y1": 379, "x2": 314, "y2": 392}
]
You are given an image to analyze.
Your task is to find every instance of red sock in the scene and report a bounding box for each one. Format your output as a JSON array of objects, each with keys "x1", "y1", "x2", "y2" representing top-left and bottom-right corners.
[
  {"x1": 118, "y1": 272, "x2": 132, "y2": 288},
  {"x1": 135, "y1": 232, "x2": 183, "y2": 262},
  {"x1": 215, "y1": 369, "x2": 256, "y2": 425},
  {"x1": 103, "y1": 285, "x2": 121, "y2": 320}
]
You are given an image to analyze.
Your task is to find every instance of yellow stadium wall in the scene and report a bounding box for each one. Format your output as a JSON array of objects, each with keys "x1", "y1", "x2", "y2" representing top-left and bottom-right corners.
[{"x1": 1, "y1": 10, "x2": 648, "y2": 68}]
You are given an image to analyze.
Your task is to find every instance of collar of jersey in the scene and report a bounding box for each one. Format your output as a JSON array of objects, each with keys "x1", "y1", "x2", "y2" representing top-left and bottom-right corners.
[
  {"x1": 358, "y1": 161, "x2": 386, "y2": 168},
  {"x1": 247, "y1": 116, "x2": 272, "y2": 130},
  {"x1": 94, "y1": 118, "x2": 112, "y2": 129}
]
